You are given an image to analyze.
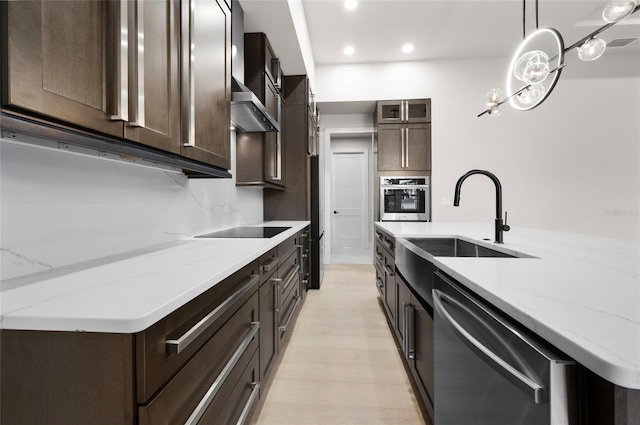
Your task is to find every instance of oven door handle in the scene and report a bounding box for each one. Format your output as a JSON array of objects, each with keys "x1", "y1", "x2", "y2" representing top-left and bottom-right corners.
[
  {"x1": 381, "y1": 185, "x2": 429, "y2": 190},
  {"x1": 432, "y1": 289, "x2": 545, "y2": 404}
]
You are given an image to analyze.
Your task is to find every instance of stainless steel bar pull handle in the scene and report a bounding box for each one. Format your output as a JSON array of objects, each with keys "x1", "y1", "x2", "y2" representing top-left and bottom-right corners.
[
  {"x1": 404, "y1": 304, "x2": 415, "y2": 359},
  {"x1": 279, "y1": 295, "x2": 301, "y2": 333},
  {"x1": 183, "y1": 0, "x2": 196, "y2": 147},
  {"x1": 404, "y1": 128, "x2": 409, "y2": 167},
  {"x1": 283, "y1": 264, "x2": 301, "y2": 292},
  {"x1": 111, "y1": 0, "x2": 129, "y2": 121},
  {"x1": 184, "y1": 322, "x2": 260, "y2": 425},
  {"x1": 401, "y1": 127, "x2": 405, "y2": 168},
  {"x1": 129, "y1": 0, "x2": 145, "y2": 127},
  {"x1": 432, "y1": 289, "x2": 545, "y2": 404},
  {"x1": 235, "y1": 382, "x2": 260, "y2": 425},
  {"x1": 166, "y1": 274, "x2": 259, "y2": 354},
  {"x1": 261, "y1": 257, "x2": 278, "y2": 273}
]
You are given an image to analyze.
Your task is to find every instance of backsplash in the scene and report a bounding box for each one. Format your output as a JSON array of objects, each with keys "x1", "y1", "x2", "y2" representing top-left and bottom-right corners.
[{"x1": 0, "y1": 132, "x2": 263, "y2": 281}]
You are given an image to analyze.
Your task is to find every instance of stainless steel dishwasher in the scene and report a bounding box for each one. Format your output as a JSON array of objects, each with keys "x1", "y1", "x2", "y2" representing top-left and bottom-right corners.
[{"x1": 432, "y1": 271, "x2": 578, "y2": 425}]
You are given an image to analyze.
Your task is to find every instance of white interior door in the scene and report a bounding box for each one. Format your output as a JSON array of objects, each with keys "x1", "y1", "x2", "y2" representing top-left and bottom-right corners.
[{"x1": 331, "y1": 151, "x2": 368, "y2": 249}]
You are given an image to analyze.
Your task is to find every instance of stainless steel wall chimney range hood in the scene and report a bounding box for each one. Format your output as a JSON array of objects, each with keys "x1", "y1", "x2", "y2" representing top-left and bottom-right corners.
[{"x1": 231, "y1": 77, "x2": 280, "y2": 133}]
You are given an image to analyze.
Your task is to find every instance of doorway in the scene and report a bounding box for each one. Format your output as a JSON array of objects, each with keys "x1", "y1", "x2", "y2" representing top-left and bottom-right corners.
[{"x1": 328, "y1": 133, "x2": 374, "y2": 264}]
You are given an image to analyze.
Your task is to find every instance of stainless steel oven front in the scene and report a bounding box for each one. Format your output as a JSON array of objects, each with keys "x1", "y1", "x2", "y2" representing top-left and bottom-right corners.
[{"x1": 380, "y1": 176, "x2": 430, "y2": 221}]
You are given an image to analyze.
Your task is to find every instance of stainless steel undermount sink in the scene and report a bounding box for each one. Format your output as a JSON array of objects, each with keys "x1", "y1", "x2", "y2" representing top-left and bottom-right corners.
[{"x1": 405, "y1": 237, "x2": 525, "y2": 258}]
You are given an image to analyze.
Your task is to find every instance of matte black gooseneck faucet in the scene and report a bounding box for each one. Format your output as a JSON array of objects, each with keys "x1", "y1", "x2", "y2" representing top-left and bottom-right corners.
[{"x1": 453, "y1": 169, "x2": 510, "y2": 244}]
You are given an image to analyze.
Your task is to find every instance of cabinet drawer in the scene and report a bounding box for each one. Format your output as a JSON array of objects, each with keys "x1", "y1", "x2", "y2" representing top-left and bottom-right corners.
[
  {"x1": 138, "y1": 292, "x2": 259, "y2": 425},
  {"x1": 259, "y1": 247, "x2": 278, "y2": 285},
  {"x1": 135, "y1": 260, "x2": 260, "y2": 403},
  {"x1": 279, "y1": 277, "x2": 300, "y2": 338},
  {"x1": 278, "y1": 234, "x2": 296, "y2": 260},
  {"x1": 278, "y1": 243, "x2": 299, "y2": 281}
]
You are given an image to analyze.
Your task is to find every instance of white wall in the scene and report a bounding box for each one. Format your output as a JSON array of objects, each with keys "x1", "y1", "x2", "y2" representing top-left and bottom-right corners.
[
  {"x1": 316, "y1": 52, "x2": 640, "y2": 240},
  {"x1": 0, "y1": 132, "x2": 263, "y2": 281}
]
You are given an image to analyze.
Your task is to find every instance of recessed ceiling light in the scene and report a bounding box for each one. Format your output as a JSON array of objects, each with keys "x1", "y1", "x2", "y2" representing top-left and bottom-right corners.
[
  {"x1": 344, "y1": 0, "x2": 358, "y2": 10},
  {"x1": 402, "y1": 43, "x2": 414, "y2": 53},
  {"x1": 344, "y1": 45, "x2": 355, "y2": 56}
]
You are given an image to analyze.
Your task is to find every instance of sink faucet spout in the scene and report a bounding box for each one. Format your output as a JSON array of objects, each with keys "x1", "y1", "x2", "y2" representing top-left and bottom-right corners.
[{"x1": 453, "y1": 169, "x2": 510, "y2": 243}]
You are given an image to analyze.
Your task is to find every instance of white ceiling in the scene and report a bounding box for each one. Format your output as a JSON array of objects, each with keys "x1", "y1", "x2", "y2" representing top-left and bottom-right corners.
[{"x1": 240, "y1": 0, "x2": 640, "y2": 112}]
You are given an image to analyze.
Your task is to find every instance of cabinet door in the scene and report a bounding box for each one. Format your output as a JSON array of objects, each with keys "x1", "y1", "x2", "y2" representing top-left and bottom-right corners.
[
  {"x1": 2, "y1": 1, "x2": 123, "y2": 138},
  {"x1": 396, "y1": 275, "x2": 411, "y2": 344},
  {"x1": 180, "y1": 0, "x2": 231, "y2": 169},
  {"x1": 405, "y1": 123, "x2": 431, "y2": 171},
  {"x1": 124, "y1": 0, "x2": 181, "y2": 154},
  {"x1": 383, "y1": 253, "x2": 396, "y2": 323},
  {"x1": 376, "y1": 100, "x2": 404, "y2": 124},
  {"x1": 264, "y1": 95, "x2": 284, "y2": 186},
  {"x1": 378, "y1": 124, "x2": 404, "y2": 171},
  {"x1": 412, "y1": 296, "x2": 435, "y2": 408},
  {"x1": 259, "y1": 277, "x2": 278, "y2": 382},
  {"x1": 405, "y1": 99, "x2": 431, "y2": 123}
]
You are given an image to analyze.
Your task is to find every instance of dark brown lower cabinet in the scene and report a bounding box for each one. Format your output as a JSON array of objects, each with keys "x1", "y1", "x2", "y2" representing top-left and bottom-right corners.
[
  {"x1": 0, "y1": 260, "x2": 261, "y2": 425},
  {"x1": 396, "y1": 273, "x2": 434, "y2": 422}
]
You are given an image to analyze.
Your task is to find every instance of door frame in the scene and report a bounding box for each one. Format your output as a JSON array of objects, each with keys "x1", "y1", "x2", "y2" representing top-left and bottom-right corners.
[{"x1": 323, "y1": 127, "x2": 376, "y2": 264}]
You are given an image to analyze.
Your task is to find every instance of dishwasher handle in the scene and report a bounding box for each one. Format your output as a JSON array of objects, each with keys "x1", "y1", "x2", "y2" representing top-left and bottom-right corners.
[{"x1": 432, "y1": 288, "x2": 545, "y2": 404}]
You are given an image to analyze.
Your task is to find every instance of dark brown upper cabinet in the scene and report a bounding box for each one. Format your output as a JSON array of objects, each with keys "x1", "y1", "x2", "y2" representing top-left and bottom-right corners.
[
  {"x1": 378, "y1": 123, "x2": 431, "y2": 171},
  {"x1": 376, "y1": 99, "x2": 431, "y2": 124},
  {"x1": 1, "y1": 0, "x2": 231, "y2": 172},
  {"x1": 376, "y1": 99, "x2": 431, "y2": 172},
  {"x1": 179, "y1": 0, "x2": 231, "y2": 170},
  {"x1": 122, "y1": 0, "x2": 181, "y2": 155},
  {"x1": 1, "y1": 1, "x2": 124, "y2": 138}
]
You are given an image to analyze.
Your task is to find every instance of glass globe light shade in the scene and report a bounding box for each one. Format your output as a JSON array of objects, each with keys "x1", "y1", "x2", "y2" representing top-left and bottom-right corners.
[
  {"x1": 602, "y1": 1, "x2": 639, "y2": 23},
  {"x1": 485, "y1": 88, "x2": 503, "y2": 117},
  {"x1": 514, "y1": 50, "x2": 550, "y2": 85},
  {"x1": 578, "y1": 38, "x2": 607, "y2": 61},
  {"x1": 517, "y1": 84, "x2": 546, "y2": 105}
]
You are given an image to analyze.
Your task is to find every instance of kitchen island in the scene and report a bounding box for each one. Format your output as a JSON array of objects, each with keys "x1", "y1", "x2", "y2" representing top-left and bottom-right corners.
[{"x1": 376, "y1": 221, "x2": 640, "y2": 424}]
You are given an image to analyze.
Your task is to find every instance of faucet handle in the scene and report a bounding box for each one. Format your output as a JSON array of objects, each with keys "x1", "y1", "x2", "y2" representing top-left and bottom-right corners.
[{"x1": 503, "y1": 211, "x2": 511, "y2": 232}]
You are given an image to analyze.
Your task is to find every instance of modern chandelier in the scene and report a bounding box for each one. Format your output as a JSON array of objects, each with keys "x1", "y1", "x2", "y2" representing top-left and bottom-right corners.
[{"x1": 479, "y1": 0, "x2": 640, "y2": 117}]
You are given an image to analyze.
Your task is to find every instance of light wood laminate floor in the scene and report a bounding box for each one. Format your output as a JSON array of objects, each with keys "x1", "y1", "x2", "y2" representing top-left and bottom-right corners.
[{"x1": 250, "y1": 264, "x2": 426, "y2": 425}]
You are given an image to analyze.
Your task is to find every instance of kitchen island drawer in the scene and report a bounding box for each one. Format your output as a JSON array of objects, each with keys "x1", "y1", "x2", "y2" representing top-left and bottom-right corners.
[
  {"x1": 139, "y1": 292, "x2": 260, "y2": 425},
  {"x1": 136, "y1": 260, "x2": 260, "y2": 403}
]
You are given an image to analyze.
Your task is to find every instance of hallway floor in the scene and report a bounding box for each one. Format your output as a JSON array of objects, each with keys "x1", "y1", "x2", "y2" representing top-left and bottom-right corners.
[{"x1": 250, "y1": 264, "x2": 426, "y2": 425}]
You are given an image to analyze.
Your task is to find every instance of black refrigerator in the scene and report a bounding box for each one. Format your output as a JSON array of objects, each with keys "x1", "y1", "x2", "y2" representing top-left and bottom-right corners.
[{"x1": 310, "y1": 155, "x2": 324, "y2": 289}]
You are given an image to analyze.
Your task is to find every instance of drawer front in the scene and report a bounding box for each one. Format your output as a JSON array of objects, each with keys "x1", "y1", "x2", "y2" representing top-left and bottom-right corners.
[
  {"x1": 197, "y1": 349, "x2": 260, "y2": 425},
  {"x1": 138, "y1": 293, "x2": 259, "y2": 425},
  {"x1": 278, "y1": 278, "x2": 300, "y2": 340},
  {"x1": 375, "y1": 241, "x2": 385, "y2": 266},
  {"x1": 375, "y1": 261, "x2": 385, "y2": 298},
  {"x1": 136, "y1": 260, "x2": 260, "y2": 403},
  {"x1": 259, "y1": 247, "x2": 278, "y2": 285},
  {"x1": 278, "y1": 244, "x2": 299, "y2": 282},
  {"x1": 278, "y1": 234, "x2": 296, "y2": 260},
  {"x1": 375, "y1": 228, "x2": 395, "y2": 255}
]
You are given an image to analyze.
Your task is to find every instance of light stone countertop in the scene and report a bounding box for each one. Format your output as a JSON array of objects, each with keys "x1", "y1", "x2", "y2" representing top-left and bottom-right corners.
[
  {"x1": 0, "y1": 221, "x2": 309, "y2": 334},
  {"x1": 376, "y1": 221, "x2": 640, "y2": 390}
]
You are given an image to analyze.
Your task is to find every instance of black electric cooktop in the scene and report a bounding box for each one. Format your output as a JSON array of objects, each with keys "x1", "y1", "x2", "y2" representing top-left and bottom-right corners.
[{"x1": 195, "y1": 226, "x2": 291, "y2": 239}]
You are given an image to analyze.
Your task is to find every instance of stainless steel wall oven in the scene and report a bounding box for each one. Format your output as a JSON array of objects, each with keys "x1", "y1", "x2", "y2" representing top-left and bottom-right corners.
[{"x1": 380, "y1": 176, "x2": 429, "y2": 221}]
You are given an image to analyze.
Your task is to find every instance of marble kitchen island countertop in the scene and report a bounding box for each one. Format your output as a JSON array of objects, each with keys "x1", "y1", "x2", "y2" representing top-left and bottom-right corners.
[
  {"x1": 0, "y1": 221, "x2": 309, "y2": 334},
  {"x1": 376, "y1": 221, "x2": 640, "y2": 390}
]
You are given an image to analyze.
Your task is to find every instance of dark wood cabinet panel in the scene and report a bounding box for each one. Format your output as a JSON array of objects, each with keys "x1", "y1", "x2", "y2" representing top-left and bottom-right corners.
[
  {"x1": 1, "y1": 330, "x2": 136, "y2": 425},
  {"x1": 405, "y1": 123, "x2": 431, "y2": 171},
  {"x1": 179, "y1": 0, "x2": 231, "y2": 169},
  {"x1": 124, "y1": 0, "x2": 181, "y2": 154},
  {"x1": 259, "y1": 275, "x2": 278, "y2": 382},
  {"x1": 412, "y1": 295, "x2": 435, "y2": 407},
  {"x1": 396, "y1": 275, "x2": 411, "y2": 344},
  {"x1": 376, "y1": 99, "x2": 431, "y2": 124},
  {"x1": 378, "y1": 124, "x2": 404, "y2": 171},
  {"x1": 138, "y1": 293, "x2": 259, "y2": 425},
  {"x1": 1, "y1": 1, "x2": 123, "y2": 138},
  {"x1": 264, "y1": 75, "x2": 311, "y2": 220}
]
